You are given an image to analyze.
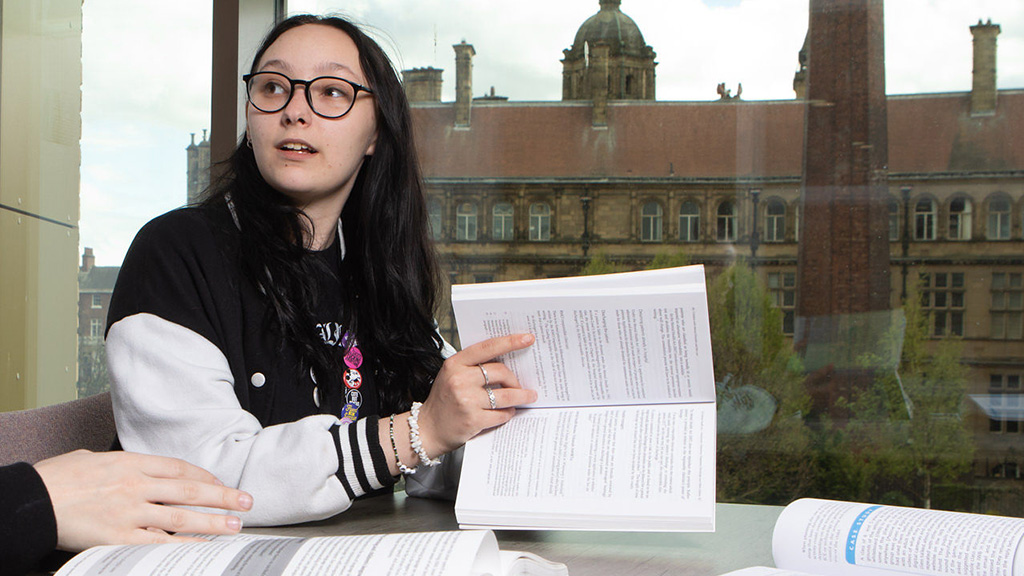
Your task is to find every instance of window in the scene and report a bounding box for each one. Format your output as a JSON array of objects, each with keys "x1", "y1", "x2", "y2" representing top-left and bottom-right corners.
[
  {"x1": 641, "y1": 202, "x2": 663, "y2": 242},
  {"x1": 914, "y1": 198, "x2": 936, "y2": 240},
  {"x1": 989, "y1": 374, "x2": 1023, "y2": 434},
  {"x1": 89, "y1": 318, "x2": 104, "y2": 338},
  {"x1": 920, "y1": 272, "x2": 965, "y2": 336},
  {"x1": 474, "y1": 274, "x2": 494, "y2": 283},
  {"x1": 455, "y1": 202, "x2": 478, "y2": 241},
  {"x1": 716, "y1": 201, "x2": 736, "y2": 242},
  {"x1": 528, "y1": 202, "x2": 551, "y2": 241},
  {"x1": 765, "y1": 200, "x2": 786, "y2": 242},
  {"x1": 768, "y1": 272, "x2": 796, "y2": 335},
  {"x1": 991, "y1": 272, "x2": 1023, "y2": 340},
  {"x1": 948, "y1": 197, "x2": 972, "y2": 240},
  {"x1": 679, "y1": 201, "x2": 700, "y2": 242},
  {"x1": 889, "y1": 199, "x2": 900, "y2": 241},
  {"x1": 428, "y1": 200, "x2": 443, "y2": 241},
  {"x1": 492, "y1": 202, "x2": 514, "y2": 241},
  {"x1": 988, "y1": 197, "x2": 1011, "y2": 240},
  {"x1": 91, "y1": 294, "x2": 103, "y2": 309}
]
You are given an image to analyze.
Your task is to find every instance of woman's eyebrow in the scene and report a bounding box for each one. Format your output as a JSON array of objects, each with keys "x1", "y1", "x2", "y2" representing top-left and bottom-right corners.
[
  {"x1": 257, "y1": 58, "x2": 292, "y2": 73},
  {"x1": 318, "y1": 62, "x2": 359, "y2": 78}
]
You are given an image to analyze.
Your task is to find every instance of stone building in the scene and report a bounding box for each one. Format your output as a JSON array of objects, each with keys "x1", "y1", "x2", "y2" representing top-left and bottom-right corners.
[
  {"x1": 186, "y1": 129, "x2": 211, "y2": 205},
  {"x1": 77, "y1": 248, "x2": 119, "y2": 396},
  {"x1": 407, "y1": 2, "x2": 1024, "y2": 481}
]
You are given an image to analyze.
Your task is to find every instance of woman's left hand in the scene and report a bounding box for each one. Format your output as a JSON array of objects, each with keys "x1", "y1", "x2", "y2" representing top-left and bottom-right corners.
[{"x1": 414, "y1": 333, "x2": 538, "y2": 457}]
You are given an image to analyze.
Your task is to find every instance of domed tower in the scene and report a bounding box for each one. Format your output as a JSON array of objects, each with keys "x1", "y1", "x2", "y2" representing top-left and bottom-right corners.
[{"x1": 562, "y1": 0, "x2": 657, "y2": 101}]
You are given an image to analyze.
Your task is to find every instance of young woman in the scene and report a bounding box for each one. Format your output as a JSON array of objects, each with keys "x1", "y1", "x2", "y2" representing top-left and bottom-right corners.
[{"x1": 106, "y1": 14, "x2": 536, "y2": 526}]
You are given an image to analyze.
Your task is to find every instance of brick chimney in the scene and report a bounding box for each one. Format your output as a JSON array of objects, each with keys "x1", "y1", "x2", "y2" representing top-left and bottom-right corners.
[
  {"x1": 81, "y1": 247, "x2": 95, "y2": 272},
  {"x1": 402, "y1": 67, "x2": 443, "y2": 103},
  {"x1": 970, "y1": 19, "x2": 1000, "y2": 116},
  {"x1": 453, "y1": 42, "x2": 475, "y2": 128},
  {"x1": 589, "y1": 42, "x2": 610, "y2": 127}
]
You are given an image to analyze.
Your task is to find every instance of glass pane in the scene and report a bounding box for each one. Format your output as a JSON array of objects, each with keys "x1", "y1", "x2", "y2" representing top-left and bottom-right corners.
[{"x1": 56, "y1": 0, "x2": 1022, "y2": 522}]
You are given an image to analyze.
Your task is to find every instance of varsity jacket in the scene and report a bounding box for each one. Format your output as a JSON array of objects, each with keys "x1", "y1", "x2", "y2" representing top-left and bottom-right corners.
[{"x1": 107, "y1": 204, "x2": 419, "y2": 526}]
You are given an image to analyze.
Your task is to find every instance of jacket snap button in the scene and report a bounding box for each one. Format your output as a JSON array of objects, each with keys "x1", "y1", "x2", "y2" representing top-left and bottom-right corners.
[{"x1": 251, "y1": 372, "x2": 266, "y2": 388}]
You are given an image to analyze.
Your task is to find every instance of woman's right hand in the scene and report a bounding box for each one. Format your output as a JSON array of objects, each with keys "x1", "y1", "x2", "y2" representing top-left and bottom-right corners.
[
  {"x1": 415, "y1": 333, "x2": 538, "y2": 458},
  {"x1": 34, "y1": 450, "x2": 253, "y2": 552}
]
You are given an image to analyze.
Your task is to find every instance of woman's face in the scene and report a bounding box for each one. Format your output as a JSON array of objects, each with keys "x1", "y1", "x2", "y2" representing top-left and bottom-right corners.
[{"x1": 246, "y1": 24, "x2": 377, "y2": 211}]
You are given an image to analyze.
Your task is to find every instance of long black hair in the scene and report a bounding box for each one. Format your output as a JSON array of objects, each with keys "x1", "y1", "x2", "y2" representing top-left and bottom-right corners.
[{"x1": 203, "y1": 14, "x2": 443, "y2": 413}]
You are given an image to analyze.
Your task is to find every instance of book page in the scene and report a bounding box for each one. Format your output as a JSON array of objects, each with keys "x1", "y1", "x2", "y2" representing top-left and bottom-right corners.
[
  {"x1": 54, "y1": 531, "x2": 496, "y2": 576},
  {"x1": 772, "y1": 498, "x2": 1024, "y2": 576},
  {"x1": 452, "y1": 265, "x2": 707, "y2": 298},
  {"x1": 718, "y1": 569, "x2": 818, "y2": 576},
  {"x1": 456, "y1": 402, "x2": 716, "y2": 531},
  {"x1": 452, "y1": 284, "x2": 715, "y2": 407}
]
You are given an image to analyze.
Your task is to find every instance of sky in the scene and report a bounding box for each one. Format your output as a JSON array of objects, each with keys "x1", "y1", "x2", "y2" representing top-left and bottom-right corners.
[{"x1": 79, "y1": 0, "x2": 1024, "y2": 266}]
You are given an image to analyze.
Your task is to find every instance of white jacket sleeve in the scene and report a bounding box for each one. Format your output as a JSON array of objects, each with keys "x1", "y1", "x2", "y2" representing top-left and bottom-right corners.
[{"x1": 107, "y1": 313, "x2": 392, "y2": 526}]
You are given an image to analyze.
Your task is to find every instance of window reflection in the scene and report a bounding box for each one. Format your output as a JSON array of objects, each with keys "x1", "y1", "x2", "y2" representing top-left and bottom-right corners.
[{"x1": 16, "y1": 0, "x2": 1016, "y2": 518}]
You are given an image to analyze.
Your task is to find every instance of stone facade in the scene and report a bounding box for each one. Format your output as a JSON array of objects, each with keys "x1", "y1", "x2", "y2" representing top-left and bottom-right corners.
[{"x1": 408, "y1": 1, "x2": 1024, "y2": 482}]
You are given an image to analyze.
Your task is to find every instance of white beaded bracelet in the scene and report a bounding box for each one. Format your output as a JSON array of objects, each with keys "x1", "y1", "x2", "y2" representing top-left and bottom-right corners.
[
  {"x1": 389, "y1": 414, "x2": 417, "y2": 475},
  {"x1": 408, "y1": 402, "x2": 442, "y2": 467}
]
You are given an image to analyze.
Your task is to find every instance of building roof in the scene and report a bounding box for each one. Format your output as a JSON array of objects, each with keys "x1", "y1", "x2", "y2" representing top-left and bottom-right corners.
[
  {"x1": 79, "y1": 266, "x2": 120, "y2": 293},
  {"x1": 411, "y1": 90, "x2": 1024, "y2": 182}
]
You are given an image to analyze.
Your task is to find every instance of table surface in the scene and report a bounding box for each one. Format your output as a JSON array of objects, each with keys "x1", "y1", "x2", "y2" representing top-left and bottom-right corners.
[{"x1": 244, "y1": 492, "x2": 784, "y2": 576}]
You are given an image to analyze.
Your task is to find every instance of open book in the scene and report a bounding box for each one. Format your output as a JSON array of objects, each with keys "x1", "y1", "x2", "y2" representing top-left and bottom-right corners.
[
  {"x1": 451, "y1": 265, "x2": 717, "y2": 531},
  {"x1": 721, "y1": 498, "x2": 1024, "y2": 576},
  {"x1": 54, "y1": 530, "x2": 567, "y2": 576}
]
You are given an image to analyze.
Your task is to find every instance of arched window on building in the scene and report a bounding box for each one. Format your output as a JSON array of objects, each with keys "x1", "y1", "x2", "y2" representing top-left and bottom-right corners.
[
  {"x1": 914, "y1": 198, "x2": 936, "y2": 240},
  {"x1": 988, "y1": 197, "x2": 1011, "y2": 240},
  {"x1": 679, "y1": 201, "x2": 700, "y2": 242},
  {"x1": 948, "y1": 197, "x2": 972, "y2": 240},
  {"x1": 717, "y1": 201, "x2": 736, "y2": 242},
  {"x1": 765, "y1": 200, "x2": 786, "y2": 242},
  {"x1": 427, "y1": 199, "x2": 443, "y2": 241},
  {"x1": 888, "y1": 198, "x2": 900, "y2": 241},
  {"x1": 529, "y1": 202, "x2": 551, "y2": 241},
  {"x1": 456, "y1": 202, "x2": 478, "y2": 241},
  {"x1": 492, "y1": 201, "x2": 514, "y2": 241},
  {"x1": 641, "y1": 202, "x2": 663, "y2": 242}
]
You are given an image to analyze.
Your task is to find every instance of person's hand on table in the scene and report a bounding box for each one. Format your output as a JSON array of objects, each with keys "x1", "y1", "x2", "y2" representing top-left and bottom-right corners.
[{"x1": 34, "y1": 450, "x2": 253, "y2": 552}]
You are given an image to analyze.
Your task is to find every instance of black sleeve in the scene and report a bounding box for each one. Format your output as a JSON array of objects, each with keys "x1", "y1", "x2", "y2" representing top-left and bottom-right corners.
[{"x1": 0, "y1": 462, "x2": 58, "y2": 576}]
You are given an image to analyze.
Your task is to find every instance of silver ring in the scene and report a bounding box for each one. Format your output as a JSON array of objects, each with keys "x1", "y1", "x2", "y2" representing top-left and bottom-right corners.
[
  {"x1": 478, "y1": 364, "x2": 490, "y2": 387},
  {"x1": 486, "y1": 386, "x2": 498, "y2": 410}
]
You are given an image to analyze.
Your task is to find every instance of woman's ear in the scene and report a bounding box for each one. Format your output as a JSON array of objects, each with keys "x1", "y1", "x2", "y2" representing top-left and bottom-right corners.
[{"x1": 365, "y1": 129, "x2": 377, "y2": 157}]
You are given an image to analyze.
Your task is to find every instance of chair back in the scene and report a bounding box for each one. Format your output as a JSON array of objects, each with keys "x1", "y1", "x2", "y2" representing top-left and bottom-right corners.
[{"x1": 0, "y1": 392, "x2": 116, "y2": 466}]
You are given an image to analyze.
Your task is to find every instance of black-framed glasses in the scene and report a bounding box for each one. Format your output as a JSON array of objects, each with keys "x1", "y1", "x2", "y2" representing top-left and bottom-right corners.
[{"x1": 242, "y1": 71, "x2": 374, "y2": 119}]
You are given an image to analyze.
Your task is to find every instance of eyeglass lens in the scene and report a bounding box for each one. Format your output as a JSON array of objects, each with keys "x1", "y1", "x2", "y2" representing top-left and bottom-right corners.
[{"x1": 247, "y1": 72, "x2": 357, "y2": 118}]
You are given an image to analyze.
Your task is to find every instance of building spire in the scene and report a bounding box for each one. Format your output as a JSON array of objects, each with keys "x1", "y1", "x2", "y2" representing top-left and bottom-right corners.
[{"x1": 600, "y1": 0, "x2": 621, "y2": 10}]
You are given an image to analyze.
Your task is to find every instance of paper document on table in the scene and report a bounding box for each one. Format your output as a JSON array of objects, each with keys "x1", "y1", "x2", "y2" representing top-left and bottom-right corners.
[{"x1": 54, "y1": 530, "x2": 567, "y2": 576}]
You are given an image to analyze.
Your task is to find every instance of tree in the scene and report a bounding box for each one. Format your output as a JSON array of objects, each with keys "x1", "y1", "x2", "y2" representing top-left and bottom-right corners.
[
  {"x1": 846, "y1": 274, "x2": 974, "y2": 508},
  {"x1": 579, "y1": 253, "x2": 622, "y2": 276},
  {"x1": 710, "y1": 262, "x2": 814, "y2": 504},
  {"x1": 647, "y1": 250, "x2": 690, "y2": 270},
  {"x1": 78, "y1": 342, "x2": 111, "y2": 398}
]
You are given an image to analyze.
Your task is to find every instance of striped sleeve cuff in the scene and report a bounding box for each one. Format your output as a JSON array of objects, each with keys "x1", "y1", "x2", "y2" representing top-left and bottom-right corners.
[{"x1": 330, "y1": 416, "x2": 396, "y2": 499}]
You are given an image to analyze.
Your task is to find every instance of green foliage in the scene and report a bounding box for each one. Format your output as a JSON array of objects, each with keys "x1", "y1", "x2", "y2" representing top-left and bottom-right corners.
[
  {"x1": 77, "y1": 343, "x2": 111, "y2": 398},
  {"x1": 711, "y1": 262, "x2": 814, "y2": 504},
  {"x1": 579, "y1": 253, "x2": 623, "y2": 276},
  {"x1": 647, "y1": 251, "x2": 691, "y2": 270},
  {"x1": 844, "y1": 274, "x2": 974, "y2": 508}
]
